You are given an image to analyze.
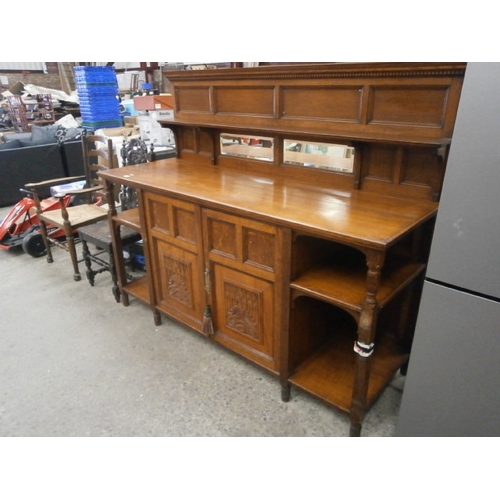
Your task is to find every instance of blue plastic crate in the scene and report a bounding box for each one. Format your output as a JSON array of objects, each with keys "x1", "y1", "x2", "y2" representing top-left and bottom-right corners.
[
  {"x1": 79, "y1": 105, "x2": 120, "y2": 113},
  {"x1": 81, "y1": 119, "x2": 123, "y2": 129},
  {"x1": 81, "y1": 115, "x2": 122, "y2": 123},
  {"x1": 76, "y1": 83, "x2": 118, "y2": 94},
  {"x1": 80, "y1": 106, "x2": 121, "y2": 116},
  {"x1": 79, "y1": 100, "x2": 120, "y2": 109},
  {"x1": 77, "y1": 91, "x2": 118, "y2": 100},
  {"x1": 74, "y1": 65, "x2": 116, "y2": 74},
  {"x1": 75, "y1": 76, "x2": 117, "y2": 85},
  {"x1": 78, "y1": 101, "x2": 118, "y2": 110},
  {"x1": 80, "y1": 108, "x2": 121, "y2": 117},
  {"x1": 80, "y1": 106, "x2": 120, "y2": 116},
  {"x1": 74, "y1": 66, "x2": 118, "y2": 85},
  {"x1": 78, "y1": 93, "x2": 119, "y2": 101}
]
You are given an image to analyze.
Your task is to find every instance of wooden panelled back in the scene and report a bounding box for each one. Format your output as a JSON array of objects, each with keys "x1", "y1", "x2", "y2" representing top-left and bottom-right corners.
[
  {"x1": 161, "y1": 63, "x2": 466, "y2": 202},
  {"x1": 164, "y1": 63, "x2": 465, "y2": 143}
]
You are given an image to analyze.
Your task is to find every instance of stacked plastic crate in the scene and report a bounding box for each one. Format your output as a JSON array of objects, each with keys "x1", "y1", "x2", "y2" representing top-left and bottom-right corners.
[{"x1": 75, "y1": 66, "x2": 122, "y2": 129}]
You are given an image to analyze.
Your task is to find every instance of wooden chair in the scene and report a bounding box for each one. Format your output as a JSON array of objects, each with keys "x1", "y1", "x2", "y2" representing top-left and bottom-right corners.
[
  {"x1": 78, "y1": 138, "x2": 154, "y2": 301},
  {"x1": 78, "y1": 216, "x2": 141, "y2": 302},
  {"x1": 25, "y1": 134, "x2": 116, "y2": 281}
]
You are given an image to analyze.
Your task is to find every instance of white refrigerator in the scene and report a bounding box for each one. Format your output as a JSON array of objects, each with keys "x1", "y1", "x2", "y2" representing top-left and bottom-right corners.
[{"x1": 397, "y1": 62, "x2": 500, "y2": 436}]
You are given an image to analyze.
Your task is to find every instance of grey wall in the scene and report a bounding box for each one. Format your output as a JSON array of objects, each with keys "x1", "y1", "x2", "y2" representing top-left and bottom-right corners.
[{"x1": 396, "y1": 63, "x2": 500, "y2": 436}]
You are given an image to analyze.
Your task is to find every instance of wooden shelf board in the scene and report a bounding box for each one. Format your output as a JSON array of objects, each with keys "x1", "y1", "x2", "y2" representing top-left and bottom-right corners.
[
  {"x1": 113, "y1": 207, "x2": 141, "y2": 231},
  {"x1": 290, "y1": 260, "x2": 425, "y2": 311},
  {"x1": 289, "y1": 332, "x2": 408, "y2": 413},
  {"x1": 160, "y1": 117, "x2": 453, "y2": 147},
  {"x1": 123, "y1": 276, "x2": 150, "y2": 305}
]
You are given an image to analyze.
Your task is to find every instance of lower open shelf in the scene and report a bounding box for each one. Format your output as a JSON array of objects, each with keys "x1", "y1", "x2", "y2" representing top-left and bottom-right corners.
[
  {"x1": 123, "y1": 275, "x2": 150, "y2": 305},
  {"x1": 289, "y1": 331, "x2": 408, "y2": 413}
]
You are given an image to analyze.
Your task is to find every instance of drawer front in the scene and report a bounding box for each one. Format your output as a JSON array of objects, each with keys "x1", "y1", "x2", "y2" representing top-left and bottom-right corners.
[
  {"x1": 144, "y1": 191, "x2": 200, "y2": 252},
  {"x1": 203, "y1": 208, "x2": 278, "y2": 281}
]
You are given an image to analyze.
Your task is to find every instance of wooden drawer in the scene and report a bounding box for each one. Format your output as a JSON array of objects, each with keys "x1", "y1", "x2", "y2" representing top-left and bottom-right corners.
[
  {"x1": 202, "y1": 208, "x2": 278, "y2": 282},
  {"x1": 144, "y1": 191, "x2": 200, "y2": 251}
]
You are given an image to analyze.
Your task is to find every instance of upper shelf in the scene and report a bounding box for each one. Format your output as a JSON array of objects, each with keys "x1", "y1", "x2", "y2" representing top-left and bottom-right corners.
[
  {"x1": 159, "y1": 117, "x2": 453, "y2": 148},
  {"x1": 162, "y1": 62, "x2": 467, "y2": 146}
]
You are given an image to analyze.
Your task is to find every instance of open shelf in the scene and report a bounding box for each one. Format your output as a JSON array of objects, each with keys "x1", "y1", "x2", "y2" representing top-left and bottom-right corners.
[
  {"x1": 113, "y1": 207, "x2": 141, "y2": 231},
  {"x1": 122, "y1": 275, "x2": 150, "y2": 305},
  {"x1": 289, "y1": 329, "x2": 408, "y2": 413},
  {"x1": 291, "y1": 259, "x2": 425, "y2": 313}
]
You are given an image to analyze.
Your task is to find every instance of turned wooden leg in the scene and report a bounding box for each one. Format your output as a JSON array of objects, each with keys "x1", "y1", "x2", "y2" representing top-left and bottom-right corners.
[
  {"x1": 350, "y1": 346, "x2": 373, "y2": 437},
  {"x1": 349, "y1": 423, "x2": 362, "y2": 437},
  {"x1": 110, "y1": 223, "x2": 129, "y2": 308},
  {"x1": 154, "y1": 310, "x2": 162, "y2": 326},
  {"x1": 281, "y1": 383, "x2": 291, "y2": 402},
  {"x1": 349, "y1": 249, "x2": 384, "y2": 437},
  {"x1": 59, "y1": 203, "x2": 80, "y2": 281},
  {"x1": 108, "y1": 244, "x2": 121, "y2": 302},
  {"x1": 81, "y1": 238, "x2": 95, "y2": 286},
  {"x1": 66, "y1": 230, "x2": 81, "y2": 281},
  {"x1": 38, "y1": 220, "x2": 53, "y2": 264}
]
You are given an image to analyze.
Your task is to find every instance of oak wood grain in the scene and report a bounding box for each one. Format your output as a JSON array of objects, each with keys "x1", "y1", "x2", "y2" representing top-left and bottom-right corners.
[{"x1": 100, "y1": 159, "x2": 438, "y2": 250}]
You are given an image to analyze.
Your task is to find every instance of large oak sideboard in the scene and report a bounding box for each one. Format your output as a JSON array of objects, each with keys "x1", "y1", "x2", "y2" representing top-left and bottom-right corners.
[{"x1": 100, "y1": 63, "x2": 466, "y2": 436}]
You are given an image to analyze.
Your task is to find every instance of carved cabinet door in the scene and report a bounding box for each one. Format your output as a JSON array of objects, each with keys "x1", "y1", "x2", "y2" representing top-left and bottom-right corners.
[
  {"x1": 144, "y1": 192, "x2": 205, "y2": 331},
  {"x1": 143, "y1": 195, "x2": 283, "y2": 371},
  {"x1": 202, "y1": 208, "x2": 282, "y2": 371},
  {"x1": 152, "y1": 238, "x2": 206, "y2": 331},
  {"x1": 211, "y1": 263, "x2": 276, "y2": 370}
]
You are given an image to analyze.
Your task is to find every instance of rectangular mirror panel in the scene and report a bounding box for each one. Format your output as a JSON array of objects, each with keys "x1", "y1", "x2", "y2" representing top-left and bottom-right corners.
[
  {"x1": 284, "y1": 140, "x2": 354, "y2": 173},
  {"x1": 220, "y1": 133, "x2": 274, "y2": 162}
]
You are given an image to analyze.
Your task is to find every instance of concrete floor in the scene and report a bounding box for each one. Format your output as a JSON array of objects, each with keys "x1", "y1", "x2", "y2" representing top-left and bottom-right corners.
[{"x1": 0, "y1": 206, "x2": 404, "y2": 437}]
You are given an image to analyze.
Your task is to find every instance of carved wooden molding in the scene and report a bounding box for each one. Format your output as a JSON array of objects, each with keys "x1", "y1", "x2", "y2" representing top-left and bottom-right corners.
[{"x1": 165, "y1": 62, "x2": 467, "y2": 83}]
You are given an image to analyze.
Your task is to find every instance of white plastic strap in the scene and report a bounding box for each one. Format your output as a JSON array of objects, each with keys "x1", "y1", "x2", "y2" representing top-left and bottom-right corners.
[{"x1": 353, "y1": 340, "x2": 375, "y2": 357}]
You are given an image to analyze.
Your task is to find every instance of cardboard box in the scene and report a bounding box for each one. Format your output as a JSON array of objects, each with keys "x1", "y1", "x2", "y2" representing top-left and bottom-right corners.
[
  {"x1": 95, "y1": 125, "x2": 141, "y2": 166},
  {"x1": 124, "y1": 116, "x2": 139, "y2": 126},
  {"x1": 133, "y1": 94, "x2": 174, "y2": 111},
  {"x1": 95, "y1": 124, "x2": 140, "y2": 138}
]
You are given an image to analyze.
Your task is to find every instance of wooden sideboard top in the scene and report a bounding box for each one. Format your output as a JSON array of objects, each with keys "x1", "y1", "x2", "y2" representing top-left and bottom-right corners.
[{"x1": 101, "y1": 158, "x2": 438, "y2": 249}]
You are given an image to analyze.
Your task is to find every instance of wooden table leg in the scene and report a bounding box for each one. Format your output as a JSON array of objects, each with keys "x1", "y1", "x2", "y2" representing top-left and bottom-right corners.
[
  {"x1": 350, "y1": 342, "x2": 374, "y2": 436},
  {"x1": 349, "y1": 249, "x2": 384, "y2": 436}
]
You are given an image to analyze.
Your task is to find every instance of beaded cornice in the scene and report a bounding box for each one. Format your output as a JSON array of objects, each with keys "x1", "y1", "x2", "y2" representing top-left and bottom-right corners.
[{"x1": 164, "y1": 63, "x2": 467, "y2": 82}]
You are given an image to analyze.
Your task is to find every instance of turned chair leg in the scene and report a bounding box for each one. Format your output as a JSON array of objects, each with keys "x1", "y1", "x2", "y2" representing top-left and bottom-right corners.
[
  {"x1": 81, "y1": 239, "x2": 95, "y2": 286},
  {"x1": 38, "y1": 220, "x2": 53, "y2": 264},
  {"x1": 65, "y1": 226, "x2": 81, "y2": 281}
]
